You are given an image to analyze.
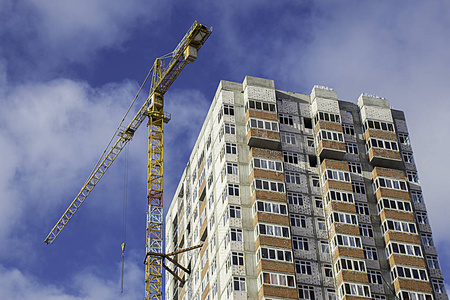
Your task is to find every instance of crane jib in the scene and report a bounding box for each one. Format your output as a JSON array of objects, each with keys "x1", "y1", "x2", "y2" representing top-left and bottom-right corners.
[{"x1": 44, "y1": 21, "x2": 212, "y2": 300}]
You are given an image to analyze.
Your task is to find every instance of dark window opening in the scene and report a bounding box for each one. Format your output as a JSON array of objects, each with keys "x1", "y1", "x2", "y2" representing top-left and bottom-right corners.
[
  {"x1": 304, "y1": 117, "x2": 313, "y2": 129},
  {"x1": 309, "y1": 155, "x2": 318, "y2": 167}
]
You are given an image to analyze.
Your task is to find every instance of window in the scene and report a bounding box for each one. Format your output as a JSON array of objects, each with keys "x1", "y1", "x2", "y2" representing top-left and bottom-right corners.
[
  {"x1": 218, "y1": 109, "x2": 223, "y2": 123},
  {"x1": 318, "y1": 218, "x2": 327, "y2": 231},
  {"x1": 224, "y1": 123, "x2": 235, "y2": 134},
  {"x1": 259, "y1": 272, "x2": 295, "y2": 288},
  {"x1": 290, "y1": 214, "x2": 306, "y2": 228},
  {"x1": 326, "y1": 289, "x2": 337, "y2": 300},
  {"x1": 381, "y1": 219, "x2": 417, "y2": 235},
  {"x1": 317, "y1": 130, "x2": 344, "y2": 142},
  {"x1": 402, "y1": 152, "x2": 414, "y2": 163},
  {"x1": 421, "y1": 233, "x2": 434, "y2": 246},
  {"x1": 298, "y1": 285, "x2": 315, "y2": 299},
  {"x1": 416, "y1": 212, "x2": 429, "y2": 225},
  {"x1": 258, "y1": 247, "x2": 292, "y2": 263},
  {"x1": 426, "y1": 256, "x2": 440, "y2": 269},
  {"x1": 280, "y1": 132, "x2": 296, "y2": 144},
  {"x1": 231, "y1": 252, "x2": 244, "y2": 266},
  {"x1": 320, "y1": 241, "x2": 330, "y2": 254},
  {"x1": 225, "y1": 142, "x2": 237, "y2": 154},
  {"x1": 207, "y1": 153, "x2": 212, "y2": 169},
  {"x1": 338, "y1": 282, "x2": 371, "y2": 298},
  {"x1": 254, "y1": 201, "x2": 287, "y2": 215},
  {"x1": 209, "y1": 213, "x2": 215, "y2": 230},
  {"x1": 406, "y1": 171, "x2": 419, "y2": 183},
  {"x1": 314, "y1": 111, "x2": 341, "y2": 124},
  {"x1": 348, "y1": 162, "x2": 362, "y2": 174},
  {"x1": 307, "y1": 137, "x2": 314, "y2": 147},
  {"x1": 343, "y1": 123, "x2": 355, "y2": 135},
  {"x1": 246, "y1": 99, "x2": 276, "y2": 112},
  {"x1": 391, "y1": 265, "x2": 428, "y2": 281},
  {"x1": 285, "y1": 171, "x2": 301, "y2": 184},
  {"x1": 352, "y1": 182, "x2": 366, "y2": 194},
  {"x1": 287, "y1": 192, "x2": 303, "y2": 205},
  {"x1": 355, "y1": 202, "x2": 369, "y2": 215},
  {"x1": 292, "y1": 236, "x2": 309, "y2": 250},
  {"x1": 223, "y1": 104, "x2": 234, "y2": 116},
  {"x1": 200, "y1": 208, "x2": 207, "y2": 227},
  {"x1": 372, "y1": 295, "x2": 386, "y2": 300},
  {"x1": 248, "y1": 118, "x2": 279, "y2": 131},
  {"x1": 329, "y1": 212, "x2": 358, "y2": 226},
  {"x1": 207, "y1": 175, "x2": 213, "y2": 189},
  {"x1": 210, "y1": 234, "x2": 216, "y2": 252},
  {"x1": 283, "y1": 151, "x2": 299, "y2": 164},
  {"x1": 326, "y1": 190, "x2": 354, "y2": 204},
  {"x1": 233, "y1": 276, "x2": 246, "y2": 291},
  {"x1": 364, "y1": 119, "x2": 394, "y2": 132},
  {"x1": 315, "y1": 198, "x2": 322, "y2": 209},
  {"x1": 335, "y1": 257, "x2": 366, "y2": 273},
  {"x1": 295, "y1": 260, "x2": 312, "y2": 275},
  {"x1": 312, "y1": 176, "x2": 320, "y2": 187},
  {"x1": 226, "y1": 162, "x2": 238, "y2": 175},
  {"x1": 324, "y1": 264, "x2": 333, "y2": 278},
  {"x1": 346, "y1": 143, "x2": 358, "y2": 154},
  {"x1": 230, "y1": 228, "x2": 243, "y2": 242},
  {"x1": 433, "y1": 279, "x2": 447, "y2": 294},
  {"x1": 373, "y1": 177, "x2": 407, "y2": 191},
  {"x1": 208, "y1": 193, "x2": 214, "y2": 209},
  {"x1": 303, "y1": 117, "x2": 313, "y2": 129},
  {"x1": 377, "y1": 198, "x2": 412, "y2": 213},
  {"x1": 201, "y1": 250, "x2": 208, "y2": 269},
  {"x1": 332, "y1": 234, "x2": 362, "y2": 249},
  {"x1": 279, "y1": 113, "x2": 294, "y2": 125},
  {"x1": 229, "y1": 205, "x2": 241, "y2": 219},
  {"x1": 257, "y1": 223, "x2": 290, "y2": 238},
  {"x1": 211, "y1": 280, "x2": 217, "y2": 298},
  {"x1": 397, "y1": 291, "x2": 432, "y2": 300},
  {"x1": 364, "y1": 247, "x2": 378, "y2": 260},
  {"x1": 253, "y1": 179, "x2": 285, "y2": 193},
  {"x1": 368, "y1": 270, "x2": 382, "y2": 284},
  {"x1": 323, "y1": 169, "x2": 351, "y2": 182},
  {"x1": 366, "y1": 138, "x2": 398, "y2": 151},
  {"x1": 411, "y1": 190, "x2": 424, "y2": 203},
  {"x1": 386, "y1": 241, "x2": 422, "y2": 258},
  {"x1": 398, "y1": 133, "x2": 410, "y2": 145},
  {"x1": 227, "y1": 184, "x2": 239, "y2": 197},
  {"x1": 252, "y1": 157, "x2": 283, "y2": 171}
]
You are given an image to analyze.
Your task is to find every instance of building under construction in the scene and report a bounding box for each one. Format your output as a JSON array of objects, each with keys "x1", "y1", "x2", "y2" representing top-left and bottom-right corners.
[{"x1": 165, "y1": 76, "x2": 448, "y2": 300}]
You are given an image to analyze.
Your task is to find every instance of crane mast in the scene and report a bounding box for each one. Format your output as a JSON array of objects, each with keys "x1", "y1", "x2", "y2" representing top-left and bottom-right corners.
[{"x1": 44, "y1": 22, "x2": 212, "y2": 300}]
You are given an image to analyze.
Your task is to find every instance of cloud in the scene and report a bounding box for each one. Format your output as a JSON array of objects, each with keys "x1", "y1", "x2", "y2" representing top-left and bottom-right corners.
[
  {"x1": 0, "y1": 77, "x2": 143, "y2": 260},
  {"x1": 0, "y1": 0, "x2": 172, "y2": 80},
  {"x1": 0, "y1": 258, "x2": 143, "y2": 300}
]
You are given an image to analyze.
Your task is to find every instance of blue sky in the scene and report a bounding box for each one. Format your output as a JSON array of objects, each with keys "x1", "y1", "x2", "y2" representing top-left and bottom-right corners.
[{"x1": 0, "y1": 1, "x2": 449, "y2": 299}]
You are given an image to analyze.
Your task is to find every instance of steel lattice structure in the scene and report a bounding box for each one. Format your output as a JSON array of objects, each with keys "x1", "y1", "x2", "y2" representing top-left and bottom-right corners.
[{"x1": 44, "y1": 22, "x2": 212, "y2": 300}]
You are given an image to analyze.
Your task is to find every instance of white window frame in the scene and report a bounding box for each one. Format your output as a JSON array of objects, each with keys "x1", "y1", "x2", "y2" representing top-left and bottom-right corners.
[
  {"x1": 280, "y1": 132, "x2": 296, "y2": 144},
  {"x1": 287, "y1": 192, "x2": 303, "y2": 205}
]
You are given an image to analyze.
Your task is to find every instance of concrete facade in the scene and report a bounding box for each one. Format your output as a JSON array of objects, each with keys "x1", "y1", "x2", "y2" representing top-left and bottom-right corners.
[{"x1": 165, "y1": 76, "x2": 448, "y2": 300}]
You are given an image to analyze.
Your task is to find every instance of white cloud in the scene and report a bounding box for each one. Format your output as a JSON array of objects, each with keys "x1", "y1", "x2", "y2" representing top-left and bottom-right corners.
[
  {"x1": 0, "y1": 258, "x2": 143, "y2": 300},
  {"x1": 29, "y1": 0, "x2": 171, "y2": 60},
  {"x1": 0, "y1": 78, "x2": 142, "y2": 259},
  {"x1": 0, "y1": 0, "x2": 172, "y2": 79}
]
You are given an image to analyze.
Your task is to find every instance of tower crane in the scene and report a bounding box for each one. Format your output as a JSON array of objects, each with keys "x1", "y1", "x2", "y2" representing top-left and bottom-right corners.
[{"x1": 44, "y1": 21, "x2": 212, "y2": 300}]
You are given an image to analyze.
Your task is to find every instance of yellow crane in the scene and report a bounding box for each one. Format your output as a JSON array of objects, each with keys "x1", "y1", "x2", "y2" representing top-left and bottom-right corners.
[{"x1": 44, "y1": 21, "x2": 212, "y2": 300}]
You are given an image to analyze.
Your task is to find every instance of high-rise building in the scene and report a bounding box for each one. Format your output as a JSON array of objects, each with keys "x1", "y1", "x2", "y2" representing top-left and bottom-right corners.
[{"x1": 165, "y1": 76, "x2": 448, "y2": 300}]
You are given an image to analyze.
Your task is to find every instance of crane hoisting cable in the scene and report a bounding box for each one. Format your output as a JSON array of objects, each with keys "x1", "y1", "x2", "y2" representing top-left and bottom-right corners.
[{"x1": 44, "y1": 22, "x2": 212, "y2": 300}]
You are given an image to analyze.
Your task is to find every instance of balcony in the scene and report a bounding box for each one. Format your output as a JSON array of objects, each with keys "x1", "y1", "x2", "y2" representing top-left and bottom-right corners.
[{"x1": 317, "y1": 139, "x2": 346, "y2": 160}]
